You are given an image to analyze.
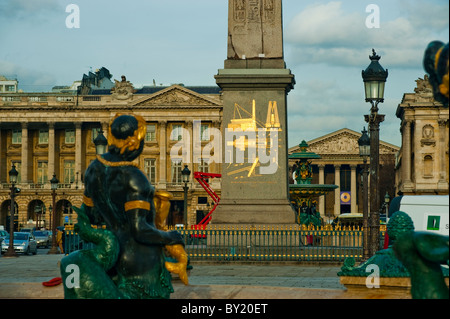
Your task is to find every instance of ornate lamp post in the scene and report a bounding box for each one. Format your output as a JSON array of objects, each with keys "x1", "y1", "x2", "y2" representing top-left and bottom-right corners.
[
  {"x1": 362, "y1": 49, "x2": 388, "y2": 257},
  {"x1": 94, "y1": 129, "x2": 108, "y2": 155},
  {"x1": 358, "y1": 127, "x2": 370, "y2": 260},
  {"x1": 4, "y1": 164, "x2": 19, "y2": 257},
  {"x1": 47, "y1": 174, "x2": 60, "y2": 254},
  {"x1": 181, "y1": 165, "x2": 191, "y2": 229}
]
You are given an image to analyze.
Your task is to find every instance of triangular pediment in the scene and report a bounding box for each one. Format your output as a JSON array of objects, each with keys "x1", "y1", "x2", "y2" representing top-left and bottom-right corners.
[
  {"x1": 289, "y1": 128, "x2": 400, "y2": 156},
  {"x1": 132, "y1": 85, "x2": 221, "y2": 108}
]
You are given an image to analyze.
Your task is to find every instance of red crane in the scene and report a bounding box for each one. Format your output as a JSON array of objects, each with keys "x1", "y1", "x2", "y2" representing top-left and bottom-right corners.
[{"x1": 192, "y1": 172, "x2": 221, "y2": 233}]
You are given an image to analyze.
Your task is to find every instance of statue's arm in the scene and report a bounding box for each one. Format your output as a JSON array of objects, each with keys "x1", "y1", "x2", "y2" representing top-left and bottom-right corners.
[
  {"x1": 125, "y1": 173, "x2": 183, "y2": 246},
  {"x1": 413, "y1": 232, "x2": 449, "y2": 264}
]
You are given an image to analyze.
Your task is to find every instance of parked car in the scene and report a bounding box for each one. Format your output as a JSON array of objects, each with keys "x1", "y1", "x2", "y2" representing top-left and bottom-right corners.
[
  {"x1": 34, "y1": 230, "x2": 50, "y2": 248},
  {"x1": 0, "y1": 230, "x2": 9, "y2": 247},
  {"x1": 0, "y1": 230, "x2": 9, "y2": 241},
  {"x1": 1, "y1": 232, "x2": 38, "y2": 255}
]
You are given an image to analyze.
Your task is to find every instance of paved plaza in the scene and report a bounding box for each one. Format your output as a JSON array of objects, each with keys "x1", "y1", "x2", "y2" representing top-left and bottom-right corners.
[
  {"x1": 0, "y1": 250, "x2": 343, "y2": 288},
  {"x1": 0, "y1": 249, "x2": 358, "y2": 299}
]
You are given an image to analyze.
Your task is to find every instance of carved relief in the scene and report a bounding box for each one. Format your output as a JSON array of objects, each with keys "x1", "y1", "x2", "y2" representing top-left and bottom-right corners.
[
  {"x1": 414, "y1": 75, "x2": 433, "y2": 95},
  {"x1": 295, "y1": 129, "x2": 400, "y2": 156},
  {"x1": 111, "y1": 75, "x2": 135, "y2": 100},
  {"x1": 421, "y1": 124, "x2": 436, "y2": 147},
  {"x1": 134, "y1": 87, "x2": 217, "y2": 107},
  {"x1": 309, "y1": 133, "x2": 359, "y2": 155},
  {"x1": 263, "y1": 0, "x2": 275, "y2": 22},
  {"x1": 234, "y1": 0, "x2": 246, "y2": 22}
]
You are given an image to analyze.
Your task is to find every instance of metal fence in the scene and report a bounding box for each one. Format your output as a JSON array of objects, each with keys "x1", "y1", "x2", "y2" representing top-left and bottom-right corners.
[{"x1": 64, "y1": 225, "x2": 386, "y2": 262}]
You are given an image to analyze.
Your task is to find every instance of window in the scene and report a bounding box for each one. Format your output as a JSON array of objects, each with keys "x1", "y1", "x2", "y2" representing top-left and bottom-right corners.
[
  {"x1": 6, "y1": 85, "x2": 16, "y2": 92},
  {"x1": 64, "y1": 160, "x2": 75, "y2": 184},
  {"x1": 12, "y1": 130, "x2": 21, "y2": 144},
  {"x1": 144, "y1": 159, "x2": 157, "y2": 184},
  {"x1": 170, "y1": 124, "x2": 183, "y2": 141},
  {"x1": 39, "y1": 130, "x2": 49, "y2": 144},
  {"x1": 200, "y1": 124, "x2": 210, "y2": 142},
  {"x1": 171, "y1": 160, "x2": 182, "y2": 184},
  {"x1": 199, "y1": 158, "x2": 209, "y2": 173},
  {"x1": 37, "y1": 161, "x2": 48, "y2": 184},
  {"x1": 65, "y1": 129, "x2": 75, "y2": 144},
  {"x1": 145, "y1": 124, "x2": 156, "y2": 142}
]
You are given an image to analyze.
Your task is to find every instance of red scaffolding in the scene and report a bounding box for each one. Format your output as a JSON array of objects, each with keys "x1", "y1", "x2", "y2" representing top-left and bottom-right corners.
[{"x1": 192, "y1": 172, "x2": 221, "y2": 231}]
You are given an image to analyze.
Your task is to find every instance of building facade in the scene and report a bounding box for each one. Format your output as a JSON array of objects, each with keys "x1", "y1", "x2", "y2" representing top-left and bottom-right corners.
[
  {"x1": 0, "y1": 75, "x2": 222, "y2": 231},
  {"x1": 288, "y1": 129, "x2": 399, "y2": 223},
  {"x1": 395, "y1": 75, "x2": 449, "y2": 195},
  {"x1": 0, "y1": 76, "x2": 19, "y2": 93}
]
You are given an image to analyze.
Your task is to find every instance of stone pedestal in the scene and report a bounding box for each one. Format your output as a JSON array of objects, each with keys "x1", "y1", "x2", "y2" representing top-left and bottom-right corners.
[{"x1": 214, "y1": 69, "x2": 295, "y2": 225}]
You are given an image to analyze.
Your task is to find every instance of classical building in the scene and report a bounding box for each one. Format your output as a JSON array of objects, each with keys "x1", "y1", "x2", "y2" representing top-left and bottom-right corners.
[
  {"x1": 395, "y1": 75, "x2": 449, "y2": 195},
  {"x1": 0, "y1": 71, "x2": 222, "y2": 231},
  {"x1": 288, "y1": 129, "x2": 400, "y2": 222}
]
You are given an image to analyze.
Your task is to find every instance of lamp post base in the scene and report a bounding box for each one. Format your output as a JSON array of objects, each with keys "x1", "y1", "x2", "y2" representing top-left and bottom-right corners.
[
  {"x1": 47, "y1": 246, "x2": 60, "y2": 254},
  {"x1": 3, "y1": 248, "x2": 18, "y2": 258}
]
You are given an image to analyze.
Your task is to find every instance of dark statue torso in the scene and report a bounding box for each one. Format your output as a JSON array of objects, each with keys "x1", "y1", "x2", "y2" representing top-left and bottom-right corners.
[{"x1": 83, "y1": 156, "x2": 172, "y2": 298}]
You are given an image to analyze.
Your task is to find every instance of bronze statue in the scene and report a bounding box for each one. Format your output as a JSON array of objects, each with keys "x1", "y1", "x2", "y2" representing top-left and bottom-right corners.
[
  {"x1": 392, "y1": 211, "x2": 449, "y2": 299},
  {"x1": 61, "y1": 114, "x2": 186, "y2": 299}
]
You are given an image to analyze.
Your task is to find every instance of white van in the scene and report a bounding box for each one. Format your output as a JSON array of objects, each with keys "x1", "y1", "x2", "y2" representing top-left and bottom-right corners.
[{"x1": 389, "y1": 195, "x2": 449, "y2": 236}]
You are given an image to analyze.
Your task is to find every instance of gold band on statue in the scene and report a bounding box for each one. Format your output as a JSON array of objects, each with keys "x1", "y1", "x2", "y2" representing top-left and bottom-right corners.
[
  {"x1": 83, "y1": 195, "x2": 94, "y2": 207},
  {"x1": 125, "y1": 200, "x2": 151, "y2": 212}
]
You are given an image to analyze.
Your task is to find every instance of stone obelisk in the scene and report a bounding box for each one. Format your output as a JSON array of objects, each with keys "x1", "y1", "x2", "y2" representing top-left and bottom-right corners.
[{"x1": 213, "y1": 0, "x2": 296, "y2": 225}]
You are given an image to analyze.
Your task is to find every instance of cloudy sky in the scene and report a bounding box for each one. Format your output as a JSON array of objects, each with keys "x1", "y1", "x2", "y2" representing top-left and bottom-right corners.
[{"x1": 0, "y1": 0, "x2": 448, "y2": 147}]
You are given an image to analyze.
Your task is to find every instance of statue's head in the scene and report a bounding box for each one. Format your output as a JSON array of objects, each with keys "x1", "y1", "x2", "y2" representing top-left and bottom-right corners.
[
  {"x1": 387, "y1": 211, "x2": 415, "y2": 241},
  {"x1": 107, "y1": 114, "x2": 147, "y2": 161}
]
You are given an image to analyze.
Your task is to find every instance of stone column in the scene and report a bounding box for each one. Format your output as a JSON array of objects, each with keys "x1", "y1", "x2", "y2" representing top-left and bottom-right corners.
[
  {"x1": 350, "y1": 165, "x2": 357, "y2": 214},
  {"x1": 21, "y1": 122, "x2": 29, "y2": 183},
  {"x1": 75, "y1": 123, "x2": 82, "y2": 188},
  {"x1": 402, "y1": 120, "x2": 413, "y2": 188},
  {"x1": 158, "y1": 121, "x2": 167, "y2": 189},
  {"x1": 438, "y1": 119, "x2": 448, "y2": 188},
  {"x1": 334, "y1": 165, "x2": 341, "y2": 217},
  {"x1": 318, "y1": 164, "x2": 325, "y2": 217},
  {"x1": 48, "y1": 123, "x2": 55, "y2": 180},
  {"x1": 101, "y1": 122, "x2": 109, "y2": 139},
  {"x1": 185, "y1": 120, "x2": 194, "y2": 174}
]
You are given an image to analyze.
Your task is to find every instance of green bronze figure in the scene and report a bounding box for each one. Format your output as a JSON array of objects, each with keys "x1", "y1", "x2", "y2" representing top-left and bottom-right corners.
[
  {"x1": 61, "y1": 114, "x2": 185, "y2": 299},
  {"x1": 393, "y1": 213, "x2": 449, "y2": 299}
]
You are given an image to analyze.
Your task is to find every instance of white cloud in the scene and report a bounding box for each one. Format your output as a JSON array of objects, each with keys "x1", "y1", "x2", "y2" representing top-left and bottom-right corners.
[{"x1": 285, "y1": 1, "x2": 449, "y2": 69}]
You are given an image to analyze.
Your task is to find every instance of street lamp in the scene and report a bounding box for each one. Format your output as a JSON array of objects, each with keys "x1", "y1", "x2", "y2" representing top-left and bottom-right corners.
[
  {"x1": 358, "y1": 127, "x2": 370, "y2": 260},
  {"x1": 94, "y1": 129, "x2": 108, "y2": 155},
  {"x1": 48, "y1": 174, "x2": 59, "y2": 254},
  {"x1": 362, "y1": 49, "x2": 388, "y2": 257},
  {"x1": 384, "y1": 191, "x2": 391, "y2": 222},
  {"x1": 181, "y1": 165, "x2": 191, "y2": 229},
  {"x1": 4, "y1": 164, "x2": 19, "y2": 257}
]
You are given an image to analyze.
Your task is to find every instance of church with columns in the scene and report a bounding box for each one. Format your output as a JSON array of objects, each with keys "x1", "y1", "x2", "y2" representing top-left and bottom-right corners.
[{"x1": 288, "y1": 129, "x2": 399, "y2": 223}]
